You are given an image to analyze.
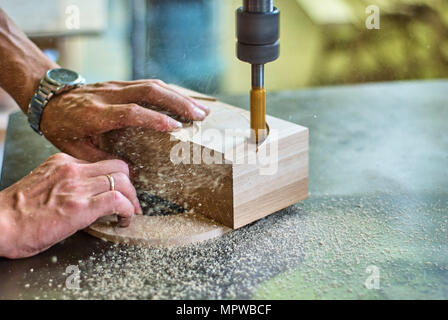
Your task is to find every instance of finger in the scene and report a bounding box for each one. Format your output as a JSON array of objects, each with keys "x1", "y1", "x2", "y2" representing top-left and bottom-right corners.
[
  {"x1": 101, "y1": 103, "x2": 183, "y2": 132},
  {"x1": 80, "y1": 159, "x2": 130, "y2": 178},
  {"x1": 117, "y1": 216, "x2": 132, "y2": 228},
  {"x1": 58, "y1": 139, "x2": 116, "y2": 163},
  {"x1": 125, "y1": 83, "x2": 207, "y2": 120},
  {"x1": 87, "y1": 172, "x2": 142, "y2": 214},
  {"x1": 129, "y1": 80, "x2": 211, "y2": 115},
  {"x1": 123, "y1": 79, "x2": 210, "y2": 112},
  {"x1": 153, "y1": 81, "x2": 210, "y2": 115},
  {"x1": 90, "y1": 190, "x2": 135, "y2": 225}
]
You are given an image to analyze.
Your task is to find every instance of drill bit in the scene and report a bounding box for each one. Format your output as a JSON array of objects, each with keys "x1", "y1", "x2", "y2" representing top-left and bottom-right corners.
[{"x1": 250, "y1": 64, "x2": 267, "y2": 144}]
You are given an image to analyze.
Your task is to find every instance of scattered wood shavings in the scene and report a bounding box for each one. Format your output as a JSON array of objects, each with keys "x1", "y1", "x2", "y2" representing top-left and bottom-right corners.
[{"x1": 50, "y1": 193, "x2": 447, "y2": 299}]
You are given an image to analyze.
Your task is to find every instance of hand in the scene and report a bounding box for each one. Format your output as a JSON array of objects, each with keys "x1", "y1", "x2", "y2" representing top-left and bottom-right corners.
[
  {"x1": 40, "y1": 79, "x2": 210, "y2": 162},
  {"x1": 0, "y1": 153, "x2": 142, "y2": 259}
]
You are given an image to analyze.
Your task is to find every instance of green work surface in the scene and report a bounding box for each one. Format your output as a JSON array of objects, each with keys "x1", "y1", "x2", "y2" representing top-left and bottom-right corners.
[{"x1": 0, "y1": 80, "x2": 447, "y2": 299}]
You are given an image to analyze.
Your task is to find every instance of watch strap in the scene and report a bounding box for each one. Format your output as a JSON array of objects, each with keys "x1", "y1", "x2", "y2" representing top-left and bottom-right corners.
[
  {"x1": 28, "y1": 80, "x2": 58, "y2": 135},
  {"x1": 28, "y1": 68, "x2": 85, "y2": 135}
]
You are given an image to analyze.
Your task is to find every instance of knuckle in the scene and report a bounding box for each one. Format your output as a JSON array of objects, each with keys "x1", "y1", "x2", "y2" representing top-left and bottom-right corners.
[
  {"x1": 186, "y1": 103, "x2": 198, "y2": 117},
  {"x1": 58, "y1": 162, "x2": 80, "y2": 177},
  {"x1": 49, "y1": 153, "x2": 71, "y2": 162},
  {"x1": 158, "y1": 115, "x2": 171, "y2": 130},
  {"x1": 115, "y1": 171, "x2": 130, "y2": 184},
  {"x1": 143, "y1": 82, "x2": 159, "y2": 94},
  {"x1": 113, "y1": 160, "x2": 130, "y2": 176},
  {"x1": 124, "y1": 103, "x2": 139, "y2": 117},
  {"x1": 151, "y1": 79, "x2": 165, "y2": 86}
]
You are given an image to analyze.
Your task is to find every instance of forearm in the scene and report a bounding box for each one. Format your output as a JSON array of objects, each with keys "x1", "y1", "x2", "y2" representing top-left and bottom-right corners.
[{"x1": 0, "y1": 8, "x2": 58, "y2": 113}]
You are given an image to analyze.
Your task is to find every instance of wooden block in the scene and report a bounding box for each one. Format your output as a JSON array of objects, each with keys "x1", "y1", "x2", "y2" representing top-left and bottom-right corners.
[{"x1": 99, "y1": 86, "x2": 308, "y2": 229}]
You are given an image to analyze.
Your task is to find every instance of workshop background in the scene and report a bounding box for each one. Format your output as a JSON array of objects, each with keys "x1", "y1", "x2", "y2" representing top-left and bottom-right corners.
[{"x1": 0, "y1": 0, "x2": 447, "y2": 167}]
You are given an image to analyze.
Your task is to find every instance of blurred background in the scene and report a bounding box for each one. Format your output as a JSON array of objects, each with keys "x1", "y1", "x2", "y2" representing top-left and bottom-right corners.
[
  {"x1": 1, "y1": 0, "x2": 447, "y2": 95},
  {"x1": 0, "y1": 0, "x2": 447, "y2": 163},
  {"x1": 0, "y1": 0, "x2": 446, "y2": 180}
]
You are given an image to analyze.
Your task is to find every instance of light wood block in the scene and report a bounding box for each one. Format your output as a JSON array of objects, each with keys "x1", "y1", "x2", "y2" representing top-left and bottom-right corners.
[{"x1": 100, "y1": 86, "x2": 308, "y2": 229}]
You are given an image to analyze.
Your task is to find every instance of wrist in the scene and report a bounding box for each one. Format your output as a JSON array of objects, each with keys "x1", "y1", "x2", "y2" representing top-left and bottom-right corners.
[
  {"x1": 28, "y1": 68, "x2": 85, "y2": 135},
  {"x1": 0, "y1": 9, "x2": 58, "y2": 113},
  {"x1": 0, "y1": 191, "x2": 18, "y2": 259},
  {"x1": 25, "y1": 62, "x2": 60, "y2": 112},
  {"x1": 2, "y1": 50, "x2": 58, "y2": 114}
]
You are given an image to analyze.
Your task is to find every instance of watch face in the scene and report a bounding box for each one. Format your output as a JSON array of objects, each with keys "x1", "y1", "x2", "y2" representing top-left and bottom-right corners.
[{"x1": 46, "y1": 68, "x2": 83, "y2": 86}]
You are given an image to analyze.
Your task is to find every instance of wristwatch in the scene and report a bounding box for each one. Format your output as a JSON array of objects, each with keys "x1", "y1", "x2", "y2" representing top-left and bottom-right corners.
[{"x1": 28, "y1": 68, "x2": 86, "y2": 135}]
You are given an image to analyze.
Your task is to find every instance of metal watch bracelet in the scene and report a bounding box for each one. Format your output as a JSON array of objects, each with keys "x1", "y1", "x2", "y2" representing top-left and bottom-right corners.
[
  {"x1": 28, "y1": 79, "x2": 58, "y2": 135},
  {"x1": 27, "y1": 69, "x2": 85, "y2": 135}
]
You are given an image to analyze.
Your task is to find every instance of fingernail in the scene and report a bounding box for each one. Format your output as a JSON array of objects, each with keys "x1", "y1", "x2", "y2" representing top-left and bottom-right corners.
[
  {"x1": 173, "y1": 123, "x2": 183, "y2": 131},
  {"x1": 193, "y1": 107, "x2": 206, "y2": 119},
  {"x1": 136, "y1": 203, "x2": 143, "y2": 215},
  {"x1": 198, "y1": 103, "x2": 210, "y2": 113},
  {"x1": 118, "y1": 217, "x2": 131, "y2": 228},
  {"x1": 169, "y1": 118, "x2": 183, "y2": 129}
]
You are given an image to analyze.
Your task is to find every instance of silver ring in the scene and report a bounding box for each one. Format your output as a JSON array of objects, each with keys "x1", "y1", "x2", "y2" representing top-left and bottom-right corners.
[{"x1": 105, "y1": 174, "x2": 115, "y2": 191}]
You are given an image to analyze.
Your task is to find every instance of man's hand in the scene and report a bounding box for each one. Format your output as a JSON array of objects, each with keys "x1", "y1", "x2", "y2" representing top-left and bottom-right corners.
[
  {"x1": 40, "y1": 79, "x2": 210, "y2": 162},
  {"x1": 0, "y1": 10, "x2": 210, "y2": 163},
  {"x1": 0, "y1": 153, "x2": 141, "y2": 259}
]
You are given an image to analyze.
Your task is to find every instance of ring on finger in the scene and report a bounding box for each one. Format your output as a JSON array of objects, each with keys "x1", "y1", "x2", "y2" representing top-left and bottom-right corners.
[{"x1": 105, "y1": 174, "x2": 115, "y2": 191}]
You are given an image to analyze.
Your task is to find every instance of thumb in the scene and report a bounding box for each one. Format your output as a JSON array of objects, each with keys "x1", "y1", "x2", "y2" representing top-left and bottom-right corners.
[{"x1": 59, "y1": 138, "x2": 116, "y2": 163}]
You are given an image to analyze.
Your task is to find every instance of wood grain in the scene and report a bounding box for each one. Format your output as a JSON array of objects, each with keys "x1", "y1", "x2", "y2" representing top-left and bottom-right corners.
[
  {"x1": 86, "y1": 213, "x2": 231, "y2": 247},
  {"x1": 98, "y1": 85, "x2": 309, "y2": 230}
]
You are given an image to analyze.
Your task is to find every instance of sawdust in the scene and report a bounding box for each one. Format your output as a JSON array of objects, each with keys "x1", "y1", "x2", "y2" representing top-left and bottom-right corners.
[
  {"x1": 55, "y1": 192, "x2": 447, "y2": 300},
  {"x1": 86, "y1": 190, "x2": 230, "y2": 247},
  {"x1": 101, "y1": 126, "x2": 235, "y2": 226}
]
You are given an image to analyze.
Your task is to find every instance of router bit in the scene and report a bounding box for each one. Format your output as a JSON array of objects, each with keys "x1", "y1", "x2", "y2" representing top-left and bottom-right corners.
[{"x1": 236, "y1": 0, "x2": 280, "y2": 144}]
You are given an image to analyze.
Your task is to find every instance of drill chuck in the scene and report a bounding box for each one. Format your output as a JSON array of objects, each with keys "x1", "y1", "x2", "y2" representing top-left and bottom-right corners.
[
  {"x1": 243, "y1": 0, "x2": 273, "y2": 12},
  {"x1": 236, "y1": 1, "x2": 279, "y2": 65}
]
